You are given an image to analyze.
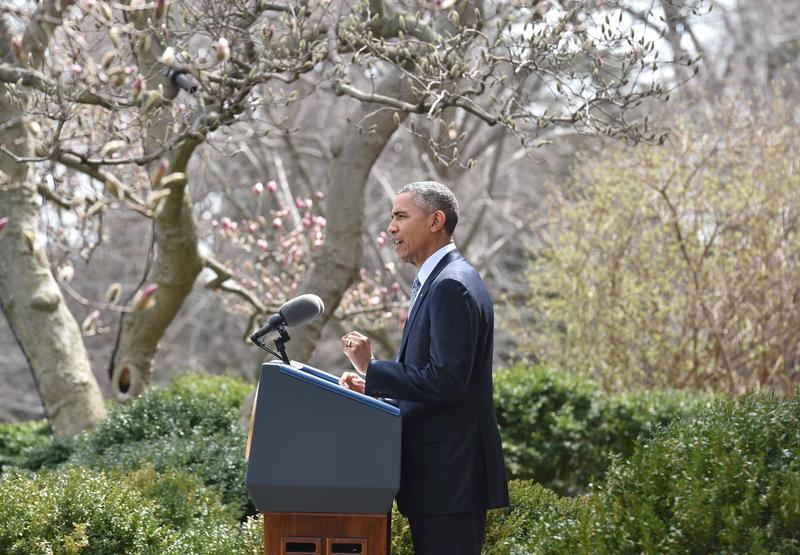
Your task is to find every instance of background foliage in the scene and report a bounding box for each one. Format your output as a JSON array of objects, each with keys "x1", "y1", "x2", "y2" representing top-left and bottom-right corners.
[
  {"x1": 3, "y1": 372, "x2": 797, "y2": 554},
  {"x1": 522, "y1": 94, "x2": 800, "y2": 394},
  {"x1": 493, "y1": 366, "x2": 705, "y2": 495}
]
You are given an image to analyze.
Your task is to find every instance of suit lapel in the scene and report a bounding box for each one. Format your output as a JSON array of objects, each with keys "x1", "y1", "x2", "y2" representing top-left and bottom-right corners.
[{"x1": 396, "y1": 249, "x2": 464, "y2": 361}]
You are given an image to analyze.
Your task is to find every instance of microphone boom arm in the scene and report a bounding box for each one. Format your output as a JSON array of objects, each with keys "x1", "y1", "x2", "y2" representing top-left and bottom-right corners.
[
  {"x1": 273, "y1": 325, "x2": 291, "y2": 365},
  {"x1": 251, "y1": 323, "x2": 291, "y2": 365}
]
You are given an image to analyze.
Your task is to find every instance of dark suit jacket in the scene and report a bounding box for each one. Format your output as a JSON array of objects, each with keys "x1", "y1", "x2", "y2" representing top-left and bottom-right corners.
[{"x1": 365, "y1": 249, "x2": 509, "y2": 516}]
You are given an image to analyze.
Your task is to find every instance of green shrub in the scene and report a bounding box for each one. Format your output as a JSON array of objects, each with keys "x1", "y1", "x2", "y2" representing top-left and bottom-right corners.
[
  {"x1": 586, "y1": 394, "x2": 800, "y2": 553},
  {"x1": 0, "y1": 464, "x2": 263, "y2": 555},
  {"x1": 68, "y1": 372, "x2": 253, "y2": 517},
  {"x1": 159, "y1": 515, "x2": 263, "y2": 555},
  {"x1": 0, "y1": 420, "x2": 72, "y2": 471},
  {"x1": 0, "y1": 466, "x2": 171, "y2": 554},
  {"x1": 76, "y1": 372, "x2": 249, "y2": 449},
  {"x1": 494, "y1": 365, "x2": 702, "y2": 494},
  {"x1": 391, "y1": 480, "x2": 589, "y2": 554},
  {"x1": 484, "y1": 480, "x2": 587, "y2": 554}
]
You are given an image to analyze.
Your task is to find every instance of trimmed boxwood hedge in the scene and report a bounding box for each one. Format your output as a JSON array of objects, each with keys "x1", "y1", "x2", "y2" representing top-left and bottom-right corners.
[
  {"x1": 3, "y1": 371, "x2": 798, "y2": 553},
  {"x1": 391, "y1": 480, "x2": 586, "y2": 554},
  {"x1": 583, "y1": 394, "x2": 800, "y2": 554},
  {"x1": 70, "y1": 373, "x2": 253, "y2": 517},
  {"x1": 0, "y1": 465, "x2": 262, "y2": 555},
  {"x1": 494, "y1": 365, "x2": 704, "y2": 494},
  {"x1": 479, "y1": 394, "x2": 800, "y2": 554}
]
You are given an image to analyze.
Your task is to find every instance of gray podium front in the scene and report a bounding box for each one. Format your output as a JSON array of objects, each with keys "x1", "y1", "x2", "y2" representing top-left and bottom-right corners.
[{"x1": 246, "y1": 361, "x2": 401, "y2": 555}]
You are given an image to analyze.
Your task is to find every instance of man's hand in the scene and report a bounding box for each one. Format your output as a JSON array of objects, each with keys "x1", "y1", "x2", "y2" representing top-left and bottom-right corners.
[
  {"x1": 342, "y1": 330, "x2": 373, "y2": 375},
  {"x1": 339, "y1": 372, "x2": 366, "y2": 394}
]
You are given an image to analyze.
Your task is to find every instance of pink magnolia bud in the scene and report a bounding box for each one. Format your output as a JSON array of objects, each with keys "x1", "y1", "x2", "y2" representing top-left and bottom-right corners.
[
  {"x1": 314, "y1": 216, "x2": 327, "y2": 228},
  {"x1": 266, "y1": 180, "x2": 278, "y2": 192},
  {"x1": 295, "y1": 197, "x2": 305, "y2": 209},
  {"x1": 272, "y1": 217, "x2": 283, "y2": 229},
  {"x1": 11, "y1": 37, "x2": 27, "y2": 63},
  {"x1": 132, "y1": 74, "x2": 145, "y2": 102},
  {"x1": 302, "y1": 217, "x2": 311, "y2": 228},
  {"x1": 257, "y1": 239, "x2": 269, "y2": 251},
  {"x1": 315, "y1": 191, "x2": 325, "y2": 200},
  {"x1": 305, "y1": 198, "x2": 313, "y2": 209},
  {"x1": 142, "y1": 283, "x2": 158, "y2": 296},
  {"x1": 377, "y1": 235, "x2": 386, "y2": 247},
  {"x1": 249, "y1": 222, "x2": 258, "y2": 233},
  {"x1": 133, "y1": 283, "x2": 158, "y2": 311},
  {"x1": 0, "y1": 217, "x2": 9, "y2": 231},
  {"x1": 252, "y1": 182, "x2": 264, "y2": 195},
  {"x1": 153, "y1": 158, "x2": 169, "y2": 187},
  {"x1": 215, "y1": 37, "x2": 230, "y2": 63},
  {"x1": 71, "y1": 63, "x2": 83, "y2": 75}
]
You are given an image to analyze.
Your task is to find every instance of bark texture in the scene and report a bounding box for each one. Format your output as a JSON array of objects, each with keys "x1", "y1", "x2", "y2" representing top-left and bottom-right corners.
[
  {"x1": 110, "y1": 17, "x2": 204, "y2": 399},
  {"x1": 0, "y1": 4, "x2": 106, "y2": 435}
]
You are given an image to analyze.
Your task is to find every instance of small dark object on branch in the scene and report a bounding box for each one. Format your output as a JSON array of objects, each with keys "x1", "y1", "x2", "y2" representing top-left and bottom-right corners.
[{"x1": 167, "y1": 69, "x2": 197, "y2": 93}]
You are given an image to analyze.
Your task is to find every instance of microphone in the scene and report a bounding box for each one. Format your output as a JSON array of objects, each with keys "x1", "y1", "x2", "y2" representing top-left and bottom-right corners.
[{"x1": 250, "y1": 294, "x2": 324, "y2": 343}]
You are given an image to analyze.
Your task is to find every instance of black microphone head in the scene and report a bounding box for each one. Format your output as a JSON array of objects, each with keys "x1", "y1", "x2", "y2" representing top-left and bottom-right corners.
[{"x1": 278, "y1": 294, "x2": 324, "y2": 327}]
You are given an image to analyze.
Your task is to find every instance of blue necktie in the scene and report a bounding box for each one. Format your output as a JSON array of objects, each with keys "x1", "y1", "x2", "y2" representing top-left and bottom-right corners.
[{"x1": 408, "y1": 276, "x2": 421, "y2": 314}]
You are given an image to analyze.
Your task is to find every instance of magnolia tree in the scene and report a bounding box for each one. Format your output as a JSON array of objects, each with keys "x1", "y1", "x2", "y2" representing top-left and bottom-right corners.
[{"x1": 0, "y1": 0, "x2": 703, "y2": 434}]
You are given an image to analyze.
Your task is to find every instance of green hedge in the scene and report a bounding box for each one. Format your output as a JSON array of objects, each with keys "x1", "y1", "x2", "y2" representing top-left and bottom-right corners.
[
  {"x1": 584, "y1": 394, "x2": 800, "y2": 554},
  {"x1": 0, "y1": 373, "x2": 254, "y2": 520},
  {"x1": 494, "y1": 366, "x2": 703, "y2": 494},
  {"x1": 478, "y1": 394, "x2": 800, "y2": 554},
  {"x1": 0, "y1": 465, "x2": 262, "y2": 555},
  {"x1": 68, "y1": 373, "x2": 253, "y2": 517},
  {"x1": 391, "y1": 480, "x2": 585, "y2": 554},
  {"x1": 2, "y1": 373, "x2": 798, "y2": 553},
  {"x1": 0, "y1": 420, "x2": 72, "y2": 471}
]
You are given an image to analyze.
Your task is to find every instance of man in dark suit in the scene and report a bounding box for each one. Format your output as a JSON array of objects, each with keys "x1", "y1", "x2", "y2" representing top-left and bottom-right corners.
[{"x1": 339, "y1": 181, "x2": 509, "y2": 555}]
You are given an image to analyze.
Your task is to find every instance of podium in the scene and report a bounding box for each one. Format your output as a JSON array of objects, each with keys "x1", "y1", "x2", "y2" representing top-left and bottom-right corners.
[{"x1": 246, "y1": 362, "x2": 402, "y2": 554}]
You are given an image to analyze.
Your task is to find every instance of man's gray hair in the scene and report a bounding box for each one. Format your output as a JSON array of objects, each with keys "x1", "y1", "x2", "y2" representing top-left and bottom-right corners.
[{"x1": 399, "y1": 181, "x2": 459, "y2": 236}]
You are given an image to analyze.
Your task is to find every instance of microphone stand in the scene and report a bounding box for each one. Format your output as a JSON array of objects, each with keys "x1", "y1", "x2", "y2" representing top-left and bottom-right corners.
[{"x1": 251, "y1": 324, "x2": 291, "y2": 365}]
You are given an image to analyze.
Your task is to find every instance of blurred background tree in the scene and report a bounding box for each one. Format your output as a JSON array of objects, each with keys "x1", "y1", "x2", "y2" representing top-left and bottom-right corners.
[{"x1": 521, "y1": 92, "x2": 800, "y2": 394}]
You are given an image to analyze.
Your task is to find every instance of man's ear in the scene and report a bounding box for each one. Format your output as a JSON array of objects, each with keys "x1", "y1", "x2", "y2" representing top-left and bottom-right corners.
[{"x1": 430, "y1": 210, "x2": 446, "y2": 232}]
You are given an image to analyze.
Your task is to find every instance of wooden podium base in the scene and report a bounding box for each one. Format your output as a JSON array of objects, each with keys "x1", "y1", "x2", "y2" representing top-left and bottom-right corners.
[{"x1": 263, "y1": 512, "x2": 389, "y2": 555}]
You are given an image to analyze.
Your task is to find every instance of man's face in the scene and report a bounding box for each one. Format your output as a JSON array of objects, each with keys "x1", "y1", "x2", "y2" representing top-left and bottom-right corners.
[{"x1": 387, "y1": 192, "x2": 436, "y2": 268}]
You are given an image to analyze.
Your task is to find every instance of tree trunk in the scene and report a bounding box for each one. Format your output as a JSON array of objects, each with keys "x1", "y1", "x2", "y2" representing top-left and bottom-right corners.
[
  {"x1": 110, "y1": 17, "x2": 204, "y2": 399},
  {"x1": 111, "y1": 140, "x2": 203, "y2": 400},
  {"x1": 287, "y1": 72, "x2": 415, "y2": 361},
  {"x1": 0, "y1": 105, "x2": 106, "y2": 436},
  {"x1": 0, "y1": 3, "x2": 106, "y2": 435}
]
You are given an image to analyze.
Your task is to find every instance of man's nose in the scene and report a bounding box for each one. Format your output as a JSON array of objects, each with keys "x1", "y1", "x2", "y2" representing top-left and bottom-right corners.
[{"x1": 387, "y1": 221, "x2": 397, "y2": 234}]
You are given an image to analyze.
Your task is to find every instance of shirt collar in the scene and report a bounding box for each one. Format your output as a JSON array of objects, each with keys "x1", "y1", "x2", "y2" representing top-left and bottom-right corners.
[{"x1": 415, "y1": 242, "x2": 457, "y2": 288}]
